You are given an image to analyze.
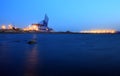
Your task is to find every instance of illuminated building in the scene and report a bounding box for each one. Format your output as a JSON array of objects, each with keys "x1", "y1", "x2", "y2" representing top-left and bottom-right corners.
[
  {"x1": 80, "y1": 29, "x2": 116, "y2": 34},
  {"x1": 23, "y1": 14, "x2": 53, "y2": 32},
  {"x1": 8, "y1": 25, "x2": 13, "y2": 29}
]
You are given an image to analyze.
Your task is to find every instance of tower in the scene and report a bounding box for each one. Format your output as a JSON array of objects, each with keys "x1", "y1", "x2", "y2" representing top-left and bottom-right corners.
[{"x1": 43, "y1": 14, "x2": 49, "y2": 26}]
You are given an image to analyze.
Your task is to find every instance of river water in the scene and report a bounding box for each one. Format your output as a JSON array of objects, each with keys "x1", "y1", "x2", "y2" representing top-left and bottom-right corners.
[{"x1": 0, "y1": 33, "x2": 120, "y2": 76}]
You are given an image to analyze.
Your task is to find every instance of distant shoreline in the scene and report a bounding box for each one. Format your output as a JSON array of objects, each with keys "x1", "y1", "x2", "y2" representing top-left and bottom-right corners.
[{"x1": 0, "y1": 32, "x2": 120, "y2": 34}]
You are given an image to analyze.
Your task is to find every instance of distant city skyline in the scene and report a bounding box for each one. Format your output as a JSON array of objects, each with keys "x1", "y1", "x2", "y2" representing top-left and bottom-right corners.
[{"x1": 1, "y1": 0, "x2": 120, "y2": 32}]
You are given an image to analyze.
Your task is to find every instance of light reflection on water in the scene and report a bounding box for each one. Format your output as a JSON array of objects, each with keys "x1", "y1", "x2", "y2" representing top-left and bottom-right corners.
[
  {"x1": 24, "y1": 45, "x2": 38, "y2": 76},
  {"x1": 24, "y1": 34, "x2": 39, "y2": 76},
  {"x1": 0, "y1": 34, "x2": 120, "y2": 76}
]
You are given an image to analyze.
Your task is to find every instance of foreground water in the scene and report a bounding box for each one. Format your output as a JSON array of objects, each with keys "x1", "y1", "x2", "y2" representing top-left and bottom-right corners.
[{"x1": 0, "y1": 33, "x2": 120, "y2": 76}]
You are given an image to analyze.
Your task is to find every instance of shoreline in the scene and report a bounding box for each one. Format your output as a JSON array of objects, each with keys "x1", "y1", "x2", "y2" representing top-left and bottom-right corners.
[{"x1": 0, "y1": 32, "x2": 120, "y2": 34}]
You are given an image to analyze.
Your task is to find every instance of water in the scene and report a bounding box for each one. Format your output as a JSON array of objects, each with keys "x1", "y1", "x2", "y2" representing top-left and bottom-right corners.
[{"x1": 0, "y1": 33, "x2": 120, "y2": 76}]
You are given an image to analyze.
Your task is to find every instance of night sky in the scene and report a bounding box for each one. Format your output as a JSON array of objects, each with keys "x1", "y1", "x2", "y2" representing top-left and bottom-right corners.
[{"x1": 1, "y1": 0, "x2": 120, "y2": 32}]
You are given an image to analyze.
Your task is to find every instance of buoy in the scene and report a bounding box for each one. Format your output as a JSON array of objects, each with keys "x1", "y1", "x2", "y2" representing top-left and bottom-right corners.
[{"x1": 27, "y1": 40, "x2": 37, "y2": 44}]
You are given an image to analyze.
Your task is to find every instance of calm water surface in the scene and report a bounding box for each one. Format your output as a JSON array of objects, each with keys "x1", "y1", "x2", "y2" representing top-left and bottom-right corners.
[{"x1": 0, "y1": 33, "x2": 120, "y2": 76}]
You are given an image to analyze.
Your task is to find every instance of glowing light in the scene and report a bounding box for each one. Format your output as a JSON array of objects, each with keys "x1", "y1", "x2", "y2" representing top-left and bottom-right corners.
[
  {"x1": 1, "y1": 25, "x2": 6, "y2": 29},
  {"x1": 80, "y1": 29, "x2": 116, "y2": 34},
  {"x1": 32, "y1": 25, "x2": 39, "y2": 31},
  {"x1": 23, "y1": 25, "x2": 39, "y2": 31}
]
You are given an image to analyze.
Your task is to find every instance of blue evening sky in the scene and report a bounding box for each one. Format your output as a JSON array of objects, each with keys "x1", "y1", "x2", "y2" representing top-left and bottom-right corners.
[{"x1": 0, "y1": 0, "x2": 120, "y2": 31}]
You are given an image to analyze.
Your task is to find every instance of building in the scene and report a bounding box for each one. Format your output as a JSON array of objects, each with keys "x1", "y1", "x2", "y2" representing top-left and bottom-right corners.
[{"x1": 24, "y1": 14, "x2": 53, "y2": 32}]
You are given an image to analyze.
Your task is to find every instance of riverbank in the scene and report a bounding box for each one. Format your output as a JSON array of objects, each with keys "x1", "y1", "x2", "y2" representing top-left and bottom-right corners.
[{"x1": 1, "y1": 29, "x2": 120, "y2": 34}]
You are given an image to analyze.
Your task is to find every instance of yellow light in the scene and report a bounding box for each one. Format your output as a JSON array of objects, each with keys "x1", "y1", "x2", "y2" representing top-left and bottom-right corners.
[
  {"x1": 1, "y1": 25, "x2": 6, "y2": 29},
  {"x1": 32, "y1": 25, "x2": 39, "y2": 31},
  {"x1": 80, "y1": 29, "x2": 116, "y2": 34},
  {"x1": 23, "y1": 25, "x2": 39, "y2": 31}
]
